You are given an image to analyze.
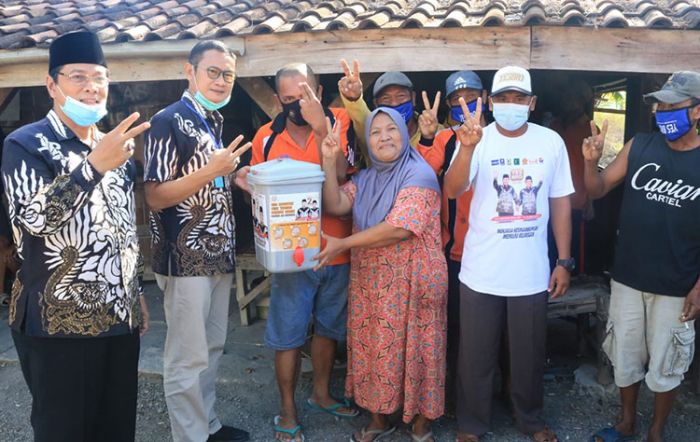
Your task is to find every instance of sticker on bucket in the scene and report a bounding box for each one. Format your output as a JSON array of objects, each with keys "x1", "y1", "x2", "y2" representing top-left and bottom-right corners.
[
  {"x1": 253, "y1": 192, "x2": 321, "y2": 252},
  {"x1": 252, "y1": 194, "x2": 269, "y2": 249}
]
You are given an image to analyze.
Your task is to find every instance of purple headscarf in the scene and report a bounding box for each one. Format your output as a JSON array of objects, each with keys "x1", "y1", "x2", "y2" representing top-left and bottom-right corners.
[{"x1": 352, "y1": 107, "x2": 440, "y2": 231}]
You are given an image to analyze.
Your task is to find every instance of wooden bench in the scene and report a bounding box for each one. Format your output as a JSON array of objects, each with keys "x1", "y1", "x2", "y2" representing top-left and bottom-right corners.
[{"x1": 234, "y1": 252, "x2": 270, "y2": 326}]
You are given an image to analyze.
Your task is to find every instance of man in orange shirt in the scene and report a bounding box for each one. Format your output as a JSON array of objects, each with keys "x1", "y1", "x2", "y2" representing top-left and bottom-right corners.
[
  {"x1": 415, "y1": 70, "x2": 487, "y2": 409},
  {"x1": 249, "y1": 63, "x2": 357, "y2": 441}
]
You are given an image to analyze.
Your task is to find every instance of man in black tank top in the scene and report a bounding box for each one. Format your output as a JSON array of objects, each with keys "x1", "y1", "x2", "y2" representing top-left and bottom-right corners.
[{"x1": 583, "y1": 71, "x2": 700, "y2": 442}]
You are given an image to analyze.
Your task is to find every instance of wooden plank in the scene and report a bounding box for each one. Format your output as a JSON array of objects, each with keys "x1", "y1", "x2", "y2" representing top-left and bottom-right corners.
[
  {"x1": 239, "y1": 27, "x2": 531, "y2": 77},
  {"x1": 531, "y1": 27, "x2": 700, "y2": 73},
  {"x1": 237, "y1": 77, "x2": 278, "y2": 119},
  {"x1": 0, "y1": 88, "x2": 17, "y2": 114}
]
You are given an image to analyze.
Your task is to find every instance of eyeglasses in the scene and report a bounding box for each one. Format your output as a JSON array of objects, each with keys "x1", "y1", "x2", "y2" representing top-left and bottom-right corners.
[
  {"x1": 58, "y1": 72, "x2": 110, "y2": 88},
  {"x1": 198, "y1": 66, "x2": 235, "y2": 84}
]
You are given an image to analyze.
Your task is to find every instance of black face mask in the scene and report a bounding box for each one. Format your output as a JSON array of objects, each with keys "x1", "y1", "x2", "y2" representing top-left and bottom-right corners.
[{"x1": 282, "y1": 100, "x2": 308, "y2": 126}]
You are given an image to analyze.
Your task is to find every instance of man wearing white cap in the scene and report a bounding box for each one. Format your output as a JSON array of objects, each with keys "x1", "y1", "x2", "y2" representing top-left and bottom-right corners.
[
  {"x1": 586, "y1": 71, "x2": 700, "y2": 442},
  {"x1": 444, "y1": 66, "x2": 574, "y2": 442}
]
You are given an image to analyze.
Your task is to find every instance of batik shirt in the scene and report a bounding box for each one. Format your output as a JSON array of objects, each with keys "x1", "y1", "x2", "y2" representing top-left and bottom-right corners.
[
  {"x1": 1, "y1": 110, "x2": 143, "y2": 338},
  {"x1": 144, "y1": 91, "x2": 235, "y2": 277}
]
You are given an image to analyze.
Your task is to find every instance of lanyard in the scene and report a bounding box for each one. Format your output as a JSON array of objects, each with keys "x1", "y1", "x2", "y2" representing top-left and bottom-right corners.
[{"x1": 181, "y1": 99, "x2": 225, "y2": 188}]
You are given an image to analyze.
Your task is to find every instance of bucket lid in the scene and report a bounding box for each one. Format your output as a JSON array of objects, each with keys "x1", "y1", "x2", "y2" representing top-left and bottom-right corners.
[{"x1": 248, "y1": 157, "x2": 325, "y2": 185}]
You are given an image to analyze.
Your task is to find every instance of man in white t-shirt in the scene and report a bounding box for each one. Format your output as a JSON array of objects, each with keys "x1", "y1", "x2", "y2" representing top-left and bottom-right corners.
[{"x1": 444, "y1": 66, "x2": 575, "y2": 442}]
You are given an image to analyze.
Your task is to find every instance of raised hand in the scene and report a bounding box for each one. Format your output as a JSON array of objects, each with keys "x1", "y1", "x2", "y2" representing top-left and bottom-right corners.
[
  {"x1": 88, "y1": 112, "x2": 150, "y2": 174},
  {"x1": 582, "y1": 120, "x2": 608, "y2": 163},
  {"x1": 338, "y1": 59, "x2": 363, "y2": 102},
  {"x1": 320, "y1": 117, "x2": 342, "y2": 164},
  {"x1": 418, "y1": 90, "x2": 441, "y2": 139},
  {"x1": 299, "y1": 82, "x2": 326, "y2": 133},
  {"x1": 454, "y1": 97, "x2": 483, "y2": 148},
  {"x1": 207, "y1": 134, "x2": 252, "y2": 178}
]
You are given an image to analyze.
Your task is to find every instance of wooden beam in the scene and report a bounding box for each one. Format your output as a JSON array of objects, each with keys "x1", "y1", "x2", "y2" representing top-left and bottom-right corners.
[
  {"x1": 236, "y1": 77, "x2": 278, "y2": 119},
  {"x1": 531, "y1": 27, "x2": 700, "y2": 73},
  {"x1": 0, "y1": 88, "x2": 18, "y2": 114},
  {"x1": 239, "y1": 27, "x2": 530, "y2": 77}
]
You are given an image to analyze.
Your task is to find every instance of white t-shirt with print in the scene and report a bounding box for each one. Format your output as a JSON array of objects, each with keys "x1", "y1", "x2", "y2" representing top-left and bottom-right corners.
[{"x1": 458, "y1": 122, "x2": 574, "y2": 296}]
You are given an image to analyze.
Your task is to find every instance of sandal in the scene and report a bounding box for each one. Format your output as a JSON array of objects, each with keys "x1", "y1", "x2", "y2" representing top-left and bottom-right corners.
[
  {"x1": 456, "y1": 434, "x2": 480, "y2": 442},
  {"x1": 273, "y1": 415, "x2": 305, "y2": 442},
  {"x1": 307, "y1": 397, "x2": 359, "y2": 418},
  {"x1": 350, "y1": 425, "x2": 396, "y2": 442},
  {"x1": 410, "y1": 425, "x2": 435, "y2": 442},
  {"x1": 532, "y1": 427, "x2": 558, "y2": 442},
  {"x1": 589, "y1": 427, "x2": 637, "y2": 442}
]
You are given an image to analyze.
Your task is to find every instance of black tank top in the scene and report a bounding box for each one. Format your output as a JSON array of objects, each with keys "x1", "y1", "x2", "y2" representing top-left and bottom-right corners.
[{"x1": 612, "y1": 132, "x2": 700, "y2": 297}]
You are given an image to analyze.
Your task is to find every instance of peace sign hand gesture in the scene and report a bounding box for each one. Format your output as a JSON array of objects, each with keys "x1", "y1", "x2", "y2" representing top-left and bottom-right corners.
[
  {"x1": 418, "y1": 91, "x2": 441, "y2": 140},
  {"x1": 582, "y1": 120, "x2": 608, "y2": 163},
  {"x1": 299, "y1": 82, "x2": 326, "y2": 133},
  {"x1": 338, "y1": 59, "x2": 363, "y2": 102},
  {"x1": 320, "y1": 117, "x2": 343, "y2": 165},
  {"x1": 454, "y1": 97, "x2": 483, "y2": 149},
  {"x1": 88, "y1": 112, "x2": 151, "y2": 175}
]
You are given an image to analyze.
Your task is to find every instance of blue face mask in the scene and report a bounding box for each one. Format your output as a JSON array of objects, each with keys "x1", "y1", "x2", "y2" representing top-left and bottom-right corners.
[
  {"x1": 450, "y1": 99, "x2": 484, "y2": 124},
  {"x1": 57, "y1": 87, "x2": 107, "y2": 127},
  {"x1": 655, "y1": 106, "x2": 696, "y2": 141},
  {"x1": 492, "y1": 103, "x2": 530, "y2": 131},
  {"x1": 390, "y1": 100, "x2": 414, "y2": 124},
  {"x1": 193, "y1": 77, "x2": 231, "y2": 111}
]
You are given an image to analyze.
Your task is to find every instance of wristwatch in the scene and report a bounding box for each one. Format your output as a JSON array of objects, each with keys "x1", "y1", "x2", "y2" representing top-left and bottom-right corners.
[{"x1": 556, "y1": 257, "x2": 576, "y2": 272}]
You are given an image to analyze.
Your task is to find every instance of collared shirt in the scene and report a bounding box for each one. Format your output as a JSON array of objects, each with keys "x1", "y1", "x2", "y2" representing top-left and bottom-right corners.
[
  {"x1": 1, "y1": 110, "x2": 143, "y2": 338},
  {"x1": 144, "y1": 91, "x2": 235, "y2": 277}
]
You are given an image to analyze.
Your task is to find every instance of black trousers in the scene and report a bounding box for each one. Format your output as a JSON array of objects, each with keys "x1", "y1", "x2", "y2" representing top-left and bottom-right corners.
[
  {"x1": 456, "y1": 284, "x2": 548, "y2": 436},
  {"x1": 446, "y1": 259, "x2": 462, "y2": 392},
  {"x1": 12, "y1": 329, "x2": 140, "y2": 442}
]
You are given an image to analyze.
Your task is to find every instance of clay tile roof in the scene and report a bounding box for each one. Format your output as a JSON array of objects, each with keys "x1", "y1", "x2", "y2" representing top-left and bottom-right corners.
[{"x1": 0, "y1": 0, "x2": 699, "y2": 50}]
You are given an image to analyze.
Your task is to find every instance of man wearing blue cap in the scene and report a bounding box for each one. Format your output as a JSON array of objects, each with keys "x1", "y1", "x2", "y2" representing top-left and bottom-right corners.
[
  {"x1": 585, "y1": 71, "x2": 700, "y2": 442},
  {"x1": 1, "y1": 31, "x2": 151, "y2": 441},
  {"x1": 415, "y1": 70, "x2": 487, "y2": 412}
]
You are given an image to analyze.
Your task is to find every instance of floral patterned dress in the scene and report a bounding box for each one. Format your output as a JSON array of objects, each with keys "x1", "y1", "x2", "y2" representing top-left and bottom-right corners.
[{"x1": 342, "y1": 183, "x2": 448, "y2": 423}]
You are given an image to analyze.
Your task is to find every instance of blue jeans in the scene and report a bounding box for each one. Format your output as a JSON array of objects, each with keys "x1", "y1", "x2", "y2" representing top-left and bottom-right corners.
[{"x1": 265, "y1": 264, "x2": 350, "y2": 350}]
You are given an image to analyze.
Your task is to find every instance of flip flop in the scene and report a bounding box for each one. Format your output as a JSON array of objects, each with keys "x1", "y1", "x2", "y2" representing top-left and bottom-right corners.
[
  {"x1": 411, "y1": 430, "x2": 434, "y2": 442},
  {"x1": 350, "y1": 425, "x2": 396, "y2": 442},
  {"x1": 589, "y1": 427, "x2": 637, "y2": 442},
  {"x1": 273, "y1": 415, "x2": 305, "y2": 442},
  {"x1": 307, "y1": 397, "x2": 359, "y2": 418}
]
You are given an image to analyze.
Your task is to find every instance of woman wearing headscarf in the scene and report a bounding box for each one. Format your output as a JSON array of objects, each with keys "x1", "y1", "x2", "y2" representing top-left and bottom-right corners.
[{"x1": 316, "y1": 107, "x2": 447, "y2": 442}]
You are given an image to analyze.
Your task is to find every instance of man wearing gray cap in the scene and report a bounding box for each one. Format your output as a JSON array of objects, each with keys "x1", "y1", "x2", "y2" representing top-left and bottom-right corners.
[
  {"x1": 338, "y1": 60, "x2": 444, "y2": 165},
  {"x1": 585, "y1": 71, "x2": 700, "y2": 442},
  {"x1": 1, "y1": 31, "x2": 150, "y2": 441}
]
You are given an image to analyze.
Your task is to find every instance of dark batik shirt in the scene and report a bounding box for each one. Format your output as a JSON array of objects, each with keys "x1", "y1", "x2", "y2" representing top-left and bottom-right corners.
[
  {"x1": 143, "y1": 91, "x2": 235, "y2": 277},
  {"x1": 1, "y1": 110, "x2": 143, "y2": 338}
]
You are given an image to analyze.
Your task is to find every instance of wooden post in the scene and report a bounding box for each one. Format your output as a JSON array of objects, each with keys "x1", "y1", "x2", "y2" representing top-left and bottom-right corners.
[
  {"x1": 0, "y1": 88, "x2": 18, "y2": 115},
  {"x1": 237, "y1": 77, "x2": 278, "y2": 119}
]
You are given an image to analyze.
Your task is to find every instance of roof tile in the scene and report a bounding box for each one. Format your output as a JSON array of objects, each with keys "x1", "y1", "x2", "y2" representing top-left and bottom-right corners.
[{"x1": 0, "y1": 0, "x2": 697, "y2": 50}]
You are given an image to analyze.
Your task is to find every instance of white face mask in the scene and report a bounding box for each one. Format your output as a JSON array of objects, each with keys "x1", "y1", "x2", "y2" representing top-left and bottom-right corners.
[{"x1": 492, "y1": 103, "x2": 530, "y2": 131}]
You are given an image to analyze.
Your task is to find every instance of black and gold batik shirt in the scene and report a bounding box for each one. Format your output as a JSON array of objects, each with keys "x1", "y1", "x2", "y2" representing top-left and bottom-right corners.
[
  {"x1": 1, "y1": 110, "x2": 143, "y2": 338},
  {"x1": 143, "y1": 91, "x2": 235, "y2": 277}
]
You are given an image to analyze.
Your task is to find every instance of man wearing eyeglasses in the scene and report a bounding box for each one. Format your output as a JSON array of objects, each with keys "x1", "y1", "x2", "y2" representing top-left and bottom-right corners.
[
  {"x1": 445, "y1": 66, "x2": 574, "y2": 442},
  {"x1": 143, "y1": 40, "x2": 251, "y2": 442},
  {"x1": 1, "y1": 31, "x2": 151, "y2": 442}
]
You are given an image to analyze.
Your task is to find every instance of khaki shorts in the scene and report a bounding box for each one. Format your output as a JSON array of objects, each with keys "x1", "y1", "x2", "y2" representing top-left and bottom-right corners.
[{"x1": 603, "y1": 280, "x2": 695, "y2": 393}]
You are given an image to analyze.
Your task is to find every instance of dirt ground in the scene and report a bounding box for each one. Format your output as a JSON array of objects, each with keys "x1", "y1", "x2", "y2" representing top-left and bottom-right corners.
[{"x1": 1, "y1": 317, "x2": 699, "y2": 442}]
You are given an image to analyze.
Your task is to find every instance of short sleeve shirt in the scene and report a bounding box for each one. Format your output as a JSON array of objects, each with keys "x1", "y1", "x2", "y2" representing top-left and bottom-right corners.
[
  {"x1": 144, "y1": 91, "x2": 235, "y2": 277},
  {"x1": 460, "y1": 122, "x2": 574, "y2": 296}
]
